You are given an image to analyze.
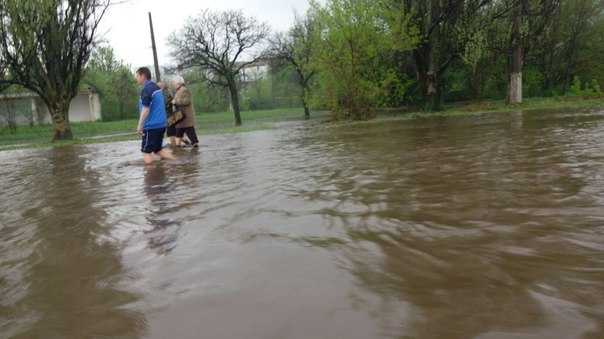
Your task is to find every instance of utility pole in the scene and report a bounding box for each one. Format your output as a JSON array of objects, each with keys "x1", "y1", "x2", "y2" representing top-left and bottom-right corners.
[{"x1": 148, "y1": 12, "x2": 161, "y2": 82}]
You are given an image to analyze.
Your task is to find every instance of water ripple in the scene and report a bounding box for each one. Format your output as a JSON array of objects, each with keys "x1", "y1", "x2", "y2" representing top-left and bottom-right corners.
[{"x1": 2, "y1": 109, "x2": 604, "y2": 338}]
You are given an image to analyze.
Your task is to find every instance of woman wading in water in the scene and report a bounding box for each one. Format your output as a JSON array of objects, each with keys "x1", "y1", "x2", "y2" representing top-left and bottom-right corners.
[{"x1": 171, "y1": 75, "x2": 199, "y2": 148}]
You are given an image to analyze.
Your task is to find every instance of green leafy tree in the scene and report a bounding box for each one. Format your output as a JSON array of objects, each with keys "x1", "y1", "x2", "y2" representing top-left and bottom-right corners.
[
  {"x1": 392, "y1": 0, "x2": 494, "y2": 111},
  {"x1": 83, "y1": 45, "x2": 138, "y2": 121},
  {"x1": 423, "y1": 0, "x2": 566, "y2": 103},
  {"x1": 479, "y1": 0, "x2": 559, "y2": 104},
  {"x1": 503, "y1": 0, "x2": 559, "y2": 104},
  {"x1": 539, "y1": 0, "x2": 604, "y2": 94},
  {"x1": 0, "y1": 0, "x2": 109, "y2": 140},
  {"x1": 0, "y1": 56, "x2": 10, "y2": 93},
  {"x1": 311, "y1": 0, "x2": 418, "y2": 120}
]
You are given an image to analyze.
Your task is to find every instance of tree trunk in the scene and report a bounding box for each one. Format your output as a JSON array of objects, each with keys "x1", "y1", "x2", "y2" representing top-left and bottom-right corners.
[
  {"x1": 50, "y1": 100, "x2": 73, "y2": 140},
  {"x1": 226, "y1": 87, "x2": 233, "y2": 112},
  {"x1": 416, "y1": 60, "x2": 429, "y2": 106},
  {"x1": 270, "y1": 64, "x2": 276, "y2": 104},
  {"x1": 414, "y1": 0, "x2": 444, "y2": 112},
  {"x1": 416, "y1": 60, "x2": 443, "y2": 111},
  {"x1": 301, "y1": 86, "x2": 310, "y2": 120},
  {"x1": 426, "y1": 72, "x2": 442, "y2": 111},
  {"x1": 508, "y1": 0, "x2": 523, "y2": 105},
  {"x1": 228, "y1": 81, "x2": 242, "y2": 126},
  {"x1": 508, "y1": 72, "x2": 522, "y2": 104}
]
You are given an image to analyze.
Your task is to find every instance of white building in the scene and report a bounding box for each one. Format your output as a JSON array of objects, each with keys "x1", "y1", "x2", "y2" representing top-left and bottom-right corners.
[
  {"x1": 238, "y1": 61, "x2": 270, "y2": 83},
  {"x1": 0, "y1": 89, "x2": 101, "y2": 126}
]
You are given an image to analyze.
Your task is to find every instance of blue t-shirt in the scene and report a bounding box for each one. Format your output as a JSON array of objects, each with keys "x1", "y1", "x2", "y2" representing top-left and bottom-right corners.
[{"x1": 139, "y1": 80, "x2": 167, "y2": 129}]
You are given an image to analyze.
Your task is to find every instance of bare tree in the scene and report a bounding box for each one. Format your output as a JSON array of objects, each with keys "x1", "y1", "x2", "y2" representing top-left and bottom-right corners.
[
  {"x1": 0, "y1": 0, "x2": 109, "y2": 140},
  {"x1": 168, "y1": 9, "x2": 270, "y2": 126},
  {"x1": 268, "y1": 12, "x2": 317, "y2": 120}
]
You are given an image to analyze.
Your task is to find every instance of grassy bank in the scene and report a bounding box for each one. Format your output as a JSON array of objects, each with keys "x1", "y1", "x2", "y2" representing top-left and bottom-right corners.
[
  {"x1": 439, "y1": 96, "x2": 604, "y2": 116},
  {"x1": 0, "y1": 107, "x2": 319, "y2": 150},
  {"x1": 319, "y1": 97, "x2": 604, "y2": 128},
  {"x1": 386, "y1": 97, "x2": 604, "y2": 120},
  {"x1": 2, "y1": 97, "x2": 604, "y2": 150}
]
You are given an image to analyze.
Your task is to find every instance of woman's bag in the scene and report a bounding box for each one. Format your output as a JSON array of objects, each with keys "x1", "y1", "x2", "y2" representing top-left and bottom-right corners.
[{"x1": 167, "y1": 109, "x2": 186, "y2": 127}]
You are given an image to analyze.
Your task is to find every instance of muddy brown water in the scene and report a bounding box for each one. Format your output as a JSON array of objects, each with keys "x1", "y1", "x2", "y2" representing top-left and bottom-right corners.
[{"x1": 1, "y1": 109, "x2": 603, "y2": 338}]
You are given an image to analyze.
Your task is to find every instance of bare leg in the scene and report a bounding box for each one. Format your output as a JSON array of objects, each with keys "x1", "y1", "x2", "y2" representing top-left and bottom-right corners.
[
  {"x1": 169, "y1": 136, "x2": 177, "y2": 146},
  {"x1": 143, "y1": 153, "x2": 154, "y2": 165},
  {"x1": 156, "y1": 149, "x2": 175, "y2": 160}
]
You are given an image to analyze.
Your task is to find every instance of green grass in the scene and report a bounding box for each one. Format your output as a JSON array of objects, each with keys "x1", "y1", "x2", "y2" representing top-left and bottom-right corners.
[
  {"x1": 2, "y1": 98, "x2": 604, "y2": 150},
  {"x1": 0, "y1": 119, "x2": 138, "y2": 149},
  {"x1": 203, "y1": 107, "x2": 310, "y2": 123},
  {"x1": 444, "y1": 97, "x2": 604, "y2": 115},
  {"x1": 0, "y1": 107, "x2": 317, "y2": 150},
  {"x1": 324, "y1": 97, "x2": 604, "y2": 127},
  {"x1": 201, "y1": 107, "x2": 319, "y2": 130}
]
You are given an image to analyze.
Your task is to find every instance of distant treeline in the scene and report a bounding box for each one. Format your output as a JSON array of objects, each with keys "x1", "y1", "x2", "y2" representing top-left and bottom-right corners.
[{"x1": 84, "y1": 0, "x2": 604, "y2": 122}]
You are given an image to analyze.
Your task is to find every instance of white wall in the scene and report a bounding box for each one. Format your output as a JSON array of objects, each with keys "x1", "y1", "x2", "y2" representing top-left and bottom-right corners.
[
  {"x1": 0, "y1": 90, "x2": 101, "y2": 126},
  {"x1": 69, "y1": 91, "x2": 101, "y2": 122}
]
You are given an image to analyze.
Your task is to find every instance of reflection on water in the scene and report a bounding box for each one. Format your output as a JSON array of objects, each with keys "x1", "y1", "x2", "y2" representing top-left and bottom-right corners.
[
  {"x1": 144, "y1": 165, "x2": 179, "y2": 254},
  {"x1": 0, "y1": 147, "x2": 145, "y2": 338},
  {"x1": 1, "y1": 108, "x2": 604, "y2": 338}
]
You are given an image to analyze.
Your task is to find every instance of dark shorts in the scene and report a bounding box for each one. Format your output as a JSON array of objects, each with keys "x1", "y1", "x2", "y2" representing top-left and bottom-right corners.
[
  {"x1": 166, "y1": 123, "x2": 176, "y2": 137},
  {"x1": 141, "y1": 127, "x2": 166, "y2": 153}
]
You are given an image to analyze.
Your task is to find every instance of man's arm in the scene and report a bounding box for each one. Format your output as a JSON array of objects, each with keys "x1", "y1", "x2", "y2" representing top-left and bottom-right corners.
[{"x1": 137, "y1": 106, "x2": 150, "y2": 134}]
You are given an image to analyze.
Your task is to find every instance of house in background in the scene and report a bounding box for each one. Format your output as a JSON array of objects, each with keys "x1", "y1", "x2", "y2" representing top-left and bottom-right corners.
[
  {"x1": 238, "y1": 61, "x2": 270, "y2": 83},
  {"x1": 233, "y1": 60, "x2": 271, "y2": 109},
  {"x1": 0, "y1": 88, "x2": 101, "y2": 126},
  {"x1": 69, "y1": 89, "x2": 102, "y2": 122}
]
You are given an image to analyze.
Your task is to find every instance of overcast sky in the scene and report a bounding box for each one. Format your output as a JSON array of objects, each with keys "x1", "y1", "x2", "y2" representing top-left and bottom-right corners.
[{"x1": 99, "y1": 0, "x2": 313, "y2": 68}]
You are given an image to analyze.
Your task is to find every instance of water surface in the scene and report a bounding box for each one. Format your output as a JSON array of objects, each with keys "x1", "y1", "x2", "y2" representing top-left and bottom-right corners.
[{"x1": 1, "y1": 108, "x2": 603, "y2": 338}]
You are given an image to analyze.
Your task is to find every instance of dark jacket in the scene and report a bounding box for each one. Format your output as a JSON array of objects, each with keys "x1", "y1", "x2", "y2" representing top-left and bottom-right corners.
[{"x1": 162, "y1": 89, "x2": 174, "y2": 117}]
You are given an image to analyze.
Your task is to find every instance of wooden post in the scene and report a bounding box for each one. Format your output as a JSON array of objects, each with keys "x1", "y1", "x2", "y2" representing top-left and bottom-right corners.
[{"x1": 148, "y1": 12, "x2": 161, "y2": 82}]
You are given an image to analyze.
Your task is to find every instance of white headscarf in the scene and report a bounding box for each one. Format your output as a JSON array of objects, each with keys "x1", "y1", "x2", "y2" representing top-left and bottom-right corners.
[{"x1": 171, "y1": 75, "x2": 185, "y2": 85}]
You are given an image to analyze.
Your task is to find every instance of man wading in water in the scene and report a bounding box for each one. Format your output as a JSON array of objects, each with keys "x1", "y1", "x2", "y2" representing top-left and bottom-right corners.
[{"x1": 135, "y1": 67, "x2": 175, "y2": 164}]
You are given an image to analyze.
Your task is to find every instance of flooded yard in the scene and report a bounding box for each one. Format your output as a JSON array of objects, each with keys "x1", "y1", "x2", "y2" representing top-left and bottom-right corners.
[{"x1": 1, "y1": 108, "x2": 603, "y2": 338}]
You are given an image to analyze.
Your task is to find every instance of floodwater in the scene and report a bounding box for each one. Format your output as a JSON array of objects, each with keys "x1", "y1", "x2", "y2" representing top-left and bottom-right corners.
[{"x1": 1, "y1": 108, "x2": 604, "y2": 339}]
